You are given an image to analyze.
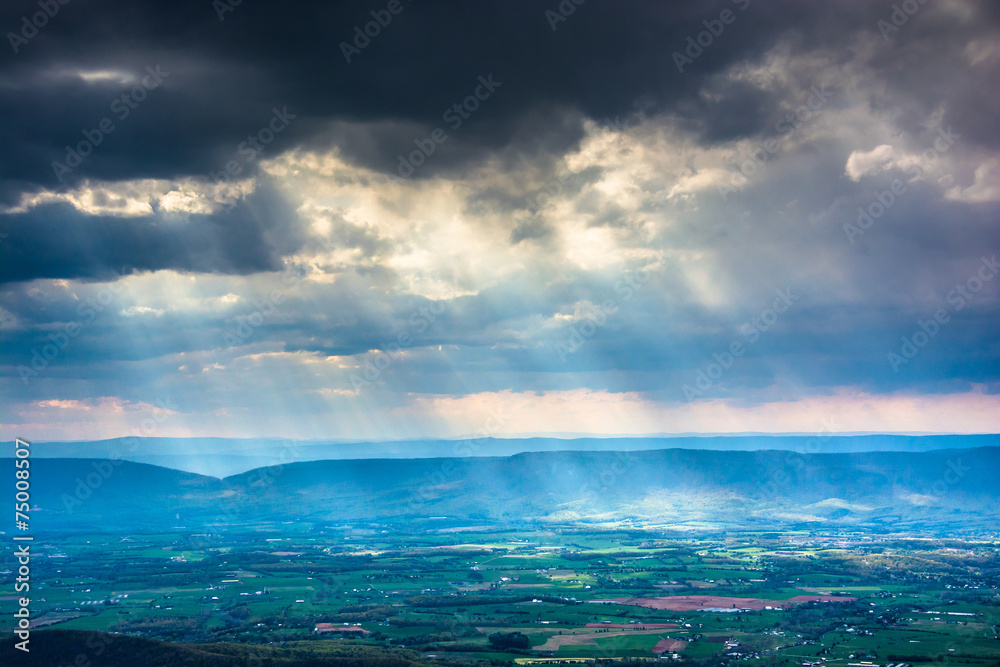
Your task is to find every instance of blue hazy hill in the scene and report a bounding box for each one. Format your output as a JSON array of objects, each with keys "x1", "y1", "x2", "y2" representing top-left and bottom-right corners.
[{"x1": 3, "y1": 433, "x2": 998, "y2": 476}]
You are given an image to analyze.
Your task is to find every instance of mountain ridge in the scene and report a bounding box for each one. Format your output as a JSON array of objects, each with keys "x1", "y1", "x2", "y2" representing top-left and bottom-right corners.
[
  {"x1": 7, "y1": 446, "x2": 997, "y2": 534},
  {"x1": 4, "y1": 433, "x2": 998, "y2": 477}
]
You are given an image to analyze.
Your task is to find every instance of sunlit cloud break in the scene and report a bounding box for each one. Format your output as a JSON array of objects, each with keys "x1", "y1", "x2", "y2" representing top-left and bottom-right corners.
[{"x1": 1, "y1": 0, "x2": 998, "y2": 442}]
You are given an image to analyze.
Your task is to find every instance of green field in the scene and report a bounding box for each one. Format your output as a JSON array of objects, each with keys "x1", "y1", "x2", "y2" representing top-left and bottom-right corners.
[{"x1": 3, "y1": 528, "x2": 999, "y2": 665}]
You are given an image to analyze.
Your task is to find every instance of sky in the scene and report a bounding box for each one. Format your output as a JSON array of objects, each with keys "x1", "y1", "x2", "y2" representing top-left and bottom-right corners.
[{"x1": 1, "y1": 0, "x2": 999, "y2": 441}]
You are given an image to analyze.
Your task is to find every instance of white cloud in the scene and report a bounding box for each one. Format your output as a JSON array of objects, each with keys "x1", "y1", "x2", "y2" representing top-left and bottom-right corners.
[
  {"x1": 946, "y1": 159, "x2": 1000, "y2": 202},
  {"x1": 845, "y1": 144, "x2": 896, "y2": 181},
  {"x1": 3, "y1": 178, "x2": 253, "y2": 217}
]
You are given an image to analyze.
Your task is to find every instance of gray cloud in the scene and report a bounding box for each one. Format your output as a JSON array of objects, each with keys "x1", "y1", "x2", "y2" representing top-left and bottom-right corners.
[{"x1": 2, "y1": 0, "x2": 999, "y2": 437}]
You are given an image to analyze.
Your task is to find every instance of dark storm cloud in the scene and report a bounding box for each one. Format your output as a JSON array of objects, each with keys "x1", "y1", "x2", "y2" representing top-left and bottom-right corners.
[
  {"x1": 0, "y1": 183, "x2": 305, "y2": 283},
  {"x1": 2, "y1": 0, "x2": 1000, "y2": 436},
  {"x1": 3, "y1": 0, "x2": 995, "y2": 197}
]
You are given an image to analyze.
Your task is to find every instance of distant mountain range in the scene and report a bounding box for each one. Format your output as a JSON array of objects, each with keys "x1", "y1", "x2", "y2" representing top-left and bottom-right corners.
[
  {"x1": 8, "y1": 446, "x2": 998, "y2": 534},
  {"x1": 3, "y1": 433, "x2": 998, "y2": 476}
]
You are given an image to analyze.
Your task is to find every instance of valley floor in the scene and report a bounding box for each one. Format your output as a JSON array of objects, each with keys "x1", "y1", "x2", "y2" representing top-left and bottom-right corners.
[{"x1": 2, "y1": 525, "x2": 999, "y2": 666}]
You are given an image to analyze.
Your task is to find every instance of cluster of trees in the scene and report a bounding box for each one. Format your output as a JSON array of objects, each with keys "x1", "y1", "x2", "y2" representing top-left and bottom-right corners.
[
  {"x1": 1, "y1": 629, "x2": 482, "y2": 666},
  {"x1": 391, "y1": 632, "x2": 469, "y2": 646},
  {"x1": 406, "y1": 594, "x2": 531, "y2": 607},
  {"x1": 487, "y1": 631, "x2": 530, "y2": 649},
  {"x1": 108, "y1": 616, "x2": 206, "y2": 642}
]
